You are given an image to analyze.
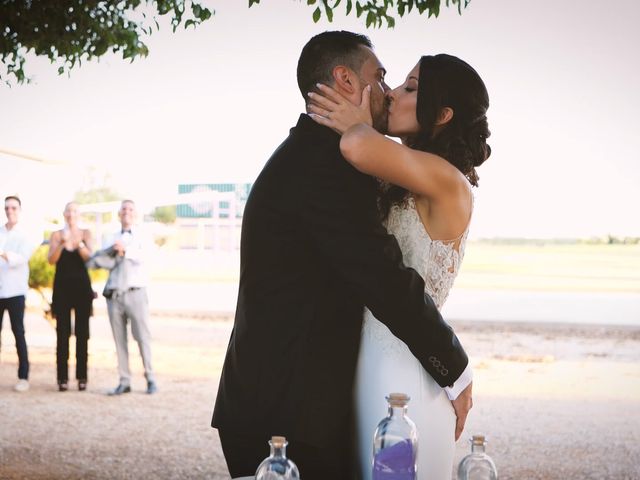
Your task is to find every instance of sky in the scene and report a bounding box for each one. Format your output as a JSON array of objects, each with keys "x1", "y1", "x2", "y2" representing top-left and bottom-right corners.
[{"x1": 1, "y1": 1, "x2": 639, "y2": 238}]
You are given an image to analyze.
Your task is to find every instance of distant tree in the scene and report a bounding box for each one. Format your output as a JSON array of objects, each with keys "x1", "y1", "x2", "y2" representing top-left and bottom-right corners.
[
  {"x1": 74, "y1": 186, "x2": 121, "y2": 205},
  {"x1": 1, "y1": 0, "x2": 469, "y2": 85},
  {"x1": 152, "y1": 205, "x2": 177, "y2": 224},
  {"x1": 70, "y1": 166, "x2": 121, "y2": 205}
]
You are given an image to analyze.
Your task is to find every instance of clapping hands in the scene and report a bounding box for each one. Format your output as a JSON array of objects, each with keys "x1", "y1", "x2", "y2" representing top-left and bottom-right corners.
[{"x1": 61, "y1": 229, "x2": 84, "y2": 251}]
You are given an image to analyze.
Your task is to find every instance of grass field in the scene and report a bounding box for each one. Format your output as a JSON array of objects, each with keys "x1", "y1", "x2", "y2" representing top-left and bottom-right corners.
[
  {"x1": 144, "y1": 242, "x2": 640, "y2": 294},
  {"x1": 457, "y1": 242, "x2": 640, "y2": 292}
]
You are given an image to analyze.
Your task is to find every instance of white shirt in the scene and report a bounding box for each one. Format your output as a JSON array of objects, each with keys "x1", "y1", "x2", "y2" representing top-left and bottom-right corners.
[
  {"x1": 103, "y1": 227, "x2": 152, "y2": 289},
  {"x1": 443, "y1": 363, "x2": 473, "y2": 401},
  {"x1": 0, "y1": 223, "x2": 37, "y2": 299}
]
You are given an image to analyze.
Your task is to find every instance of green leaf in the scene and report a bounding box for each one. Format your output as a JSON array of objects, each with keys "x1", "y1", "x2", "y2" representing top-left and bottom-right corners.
[
  {"x1": 308, "y1": 0, "x2": 317, "y2": 5},
  {"x1": 346, "y1": 0, "x2": 353, "y2": 15},
  {"x1": 324, "y1": 1, "x2": 334, "y2": 22},
  {"x1": 57, "y1": 66, "x2": 64, "y2": 75},
  {"x1": 356, "y1": 2, "x2": 363, "y2": 17},
  {"x1": 366, "y1": 10, "x2": 375, "y2": 27},
  {"x1": 249, "y1": 0, "x2": 260, "y2": 6},
  {"x1": 313, "y1": 6, "x2": 322, "y2": 22},
  {"x1": 201, "y1": 8, "x2": 213, "y2": 20}
]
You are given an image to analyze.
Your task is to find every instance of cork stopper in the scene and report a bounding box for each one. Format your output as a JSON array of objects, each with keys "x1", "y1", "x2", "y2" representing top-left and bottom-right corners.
[
  {"x1": 271, "y1": 436, "x2": 287, "y2": 448},
  {"x1": 471, "y1": 435, "x2": 487, "y2": 445},
  {"x1": 386, "y1": 392, "x2": 410, "y2": 407}
]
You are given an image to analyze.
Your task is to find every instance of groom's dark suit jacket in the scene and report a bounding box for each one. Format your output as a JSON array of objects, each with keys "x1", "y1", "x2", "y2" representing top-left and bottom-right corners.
[{"x1": 212, "y1": 114, "x2": 468, "y2": 451}]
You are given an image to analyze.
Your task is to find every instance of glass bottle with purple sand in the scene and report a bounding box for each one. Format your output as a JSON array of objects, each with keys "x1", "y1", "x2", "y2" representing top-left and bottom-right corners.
[{"x1": 372, "y1": 393, "x2": 418, "y2": 480}]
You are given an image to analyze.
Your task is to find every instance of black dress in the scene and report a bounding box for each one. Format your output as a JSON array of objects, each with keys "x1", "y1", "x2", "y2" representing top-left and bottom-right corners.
[{"x1": 52, "y1": 248, "x2": 93, "y2": 383}]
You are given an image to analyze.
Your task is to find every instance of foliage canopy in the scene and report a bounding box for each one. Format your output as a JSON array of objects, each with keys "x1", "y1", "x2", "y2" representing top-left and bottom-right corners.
[
  {"x1": 1, "y1": 0, "x2": 469, "y2": 85},
  {"x1": 1, "y1": 0, "x2": 213, "y2": 85},
  {"x1": 250, "y1": 0, "x2": 470, "y2": 28}
]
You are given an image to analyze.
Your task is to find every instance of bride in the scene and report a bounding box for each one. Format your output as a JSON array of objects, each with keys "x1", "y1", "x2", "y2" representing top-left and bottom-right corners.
[{"x1": 309, "y1": 53, "x2": 491, "y2": 479}]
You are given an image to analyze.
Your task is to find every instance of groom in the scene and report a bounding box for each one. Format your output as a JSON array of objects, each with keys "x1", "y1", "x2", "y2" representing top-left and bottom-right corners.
[{"x1": 212, "y1": 31, "x2": 472, "y2": 479}]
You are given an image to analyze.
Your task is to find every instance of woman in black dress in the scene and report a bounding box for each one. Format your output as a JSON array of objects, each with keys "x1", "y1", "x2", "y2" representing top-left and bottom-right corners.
[{"x1": 48, "y1": 202, "x2": 93, "y2": 391}]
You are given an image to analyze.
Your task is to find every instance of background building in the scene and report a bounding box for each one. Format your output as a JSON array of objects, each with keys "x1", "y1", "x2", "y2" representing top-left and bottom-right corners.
[{"x1": 176, "y1": 183, "x2": 252, "y2": 250}]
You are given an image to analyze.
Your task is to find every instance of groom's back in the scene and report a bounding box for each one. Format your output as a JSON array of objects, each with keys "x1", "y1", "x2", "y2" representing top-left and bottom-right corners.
[{"x1": 212, "y1": 115, "x2": 374, "y2": 456}]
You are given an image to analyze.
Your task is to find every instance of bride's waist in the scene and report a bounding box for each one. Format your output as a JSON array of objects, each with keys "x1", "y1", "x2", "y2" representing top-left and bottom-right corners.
[{"x1": 362, "y1": 309, "x2": 410, "y2": 350}]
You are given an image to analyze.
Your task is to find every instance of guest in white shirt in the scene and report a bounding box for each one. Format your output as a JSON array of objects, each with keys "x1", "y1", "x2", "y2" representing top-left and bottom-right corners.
[
  {"x1": 101, "y1": 200, "x2": 157, "y2": 396},
  {"x1": 0, "y1": 196, "x2": 37, "y2": 392}
]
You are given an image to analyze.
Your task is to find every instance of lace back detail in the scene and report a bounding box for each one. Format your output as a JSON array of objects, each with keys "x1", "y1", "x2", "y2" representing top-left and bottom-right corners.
[
  {"x1": 384, "y1": 196, "x2": 470, "y2": 310},
  {"x1": 425, "y1": 232, "x2": 468, "y2": 308}
]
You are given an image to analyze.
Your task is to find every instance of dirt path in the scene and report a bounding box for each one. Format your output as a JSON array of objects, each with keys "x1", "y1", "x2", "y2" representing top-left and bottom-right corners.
[{"x1": 1, "y1": 313, "x2": 639, "y2": 479}]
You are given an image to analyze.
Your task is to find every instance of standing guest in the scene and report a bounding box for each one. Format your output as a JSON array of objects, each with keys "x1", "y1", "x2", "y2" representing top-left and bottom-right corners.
[
  {"x1": 95, "y1": 200, "x2": 157, "y2": 396},
  {"x1": 48, "y1": 201, "x2": 94, "y2": 392},
  {"x1": 0, "y1": 195, "x2": 36, "y2": 392}
]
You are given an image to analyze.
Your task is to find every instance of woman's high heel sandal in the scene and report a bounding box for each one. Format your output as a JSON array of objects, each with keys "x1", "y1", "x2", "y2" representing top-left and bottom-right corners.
[
  {"x1": 78, "y1": 381, "x2": 87, "y2": 391},
  {"x1": 58, "y1": 382, "x2": 68, "y2": 392}
]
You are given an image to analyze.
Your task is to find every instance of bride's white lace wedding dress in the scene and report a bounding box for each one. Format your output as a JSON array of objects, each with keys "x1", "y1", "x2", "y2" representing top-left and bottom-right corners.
[{"x1": 355, "y1": 196, "x2": 471, "y2": 480}]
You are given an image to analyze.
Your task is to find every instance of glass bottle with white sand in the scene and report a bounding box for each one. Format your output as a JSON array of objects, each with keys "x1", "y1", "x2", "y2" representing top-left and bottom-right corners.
[
  {"x1": 457, "y1": 434, "x2": 498, "y2": 480},
  {"x1": 255, "y1": 436, "x2": 300, "y2": 480}
]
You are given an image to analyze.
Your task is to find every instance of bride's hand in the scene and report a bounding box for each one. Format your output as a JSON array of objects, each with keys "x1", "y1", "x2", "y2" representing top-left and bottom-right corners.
[
  {"x1": 451, "y1": 381, "x2": 473, "y2": 441},
  {"x1": 307, "y1": 83, "x2": 373, "y2": 135}
]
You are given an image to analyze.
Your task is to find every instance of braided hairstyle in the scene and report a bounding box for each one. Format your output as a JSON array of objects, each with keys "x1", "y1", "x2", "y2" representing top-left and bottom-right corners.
[{"x1": 379, "y1": 54, "x2": 491, "y2": 220}]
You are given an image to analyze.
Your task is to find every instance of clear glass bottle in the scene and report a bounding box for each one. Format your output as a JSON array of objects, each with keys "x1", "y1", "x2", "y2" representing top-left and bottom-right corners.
[
  {"x1": 372, "y1": 393, "x2": 418, "y2": 480},
  {"x1": 255, "y1": 436, "x2": 300, "y2": 480},
  {"x1": 457, "y1": 435, "x2": 498, "y2": 480}
]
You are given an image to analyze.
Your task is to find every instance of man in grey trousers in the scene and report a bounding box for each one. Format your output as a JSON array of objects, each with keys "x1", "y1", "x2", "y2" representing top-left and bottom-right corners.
[{"x1": 101, "y1": 200, "x2": 157, "y2": 395}]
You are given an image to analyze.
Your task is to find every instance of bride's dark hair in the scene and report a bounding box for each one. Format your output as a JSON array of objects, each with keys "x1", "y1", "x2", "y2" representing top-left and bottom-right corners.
[{"x1": 379, "y1": 54, "x2": 491, "y2": 220}]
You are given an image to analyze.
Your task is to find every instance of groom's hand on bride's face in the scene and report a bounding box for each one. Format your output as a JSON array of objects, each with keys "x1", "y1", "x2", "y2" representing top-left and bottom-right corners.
[{"x1": 451, "y1": 382, "x2": 473, "y2": 441}]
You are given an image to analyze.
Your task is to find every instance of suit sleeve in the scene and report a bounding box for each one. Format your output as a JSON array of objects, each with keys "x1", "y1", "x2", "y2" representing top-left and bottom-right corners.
[{"x1": 299, "y1": 149, "x2": 468, "y2": 387}]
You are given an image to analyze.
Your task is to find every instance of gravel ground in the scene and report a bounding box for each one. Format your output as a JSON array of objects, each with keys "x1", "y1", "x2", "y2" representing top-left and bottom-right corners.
[{"x1": 1, "y1": 312, "x2": 639, "y2": 479}]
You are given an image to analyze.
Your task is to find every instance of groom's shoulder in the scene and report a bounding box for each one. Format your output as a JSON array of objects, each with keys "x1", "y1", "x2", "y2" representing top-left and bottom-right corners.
[
  {"x1": 259, "y1": 115, "x2": 342, "y2": 173},
  {"x1": 287, "y1": 114, "x2": 341, "y2": 150},
  {"x1": 256, "y1": 114, "x2": 371, "y2": 189}
]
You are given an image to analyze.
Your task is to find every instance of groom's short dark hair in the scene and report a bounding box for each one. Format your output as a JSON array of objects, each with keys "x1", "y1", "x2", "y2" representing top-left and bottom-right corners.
[{"x1": 297, "y1": 31, "x2": 373, "y2": 100}]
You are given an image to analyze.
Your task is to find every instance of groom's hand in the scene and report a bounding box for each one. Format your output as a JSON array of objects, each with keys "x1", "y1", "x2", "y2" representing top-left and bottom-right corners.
[{"x1": 451, "y1": 382, "x2": 473, "y2": 441}]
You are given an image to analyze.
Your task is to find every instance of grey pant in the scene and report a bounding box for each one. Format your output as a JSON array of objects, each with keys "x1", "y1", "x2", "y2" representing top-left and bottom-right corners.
[{"x1": 106, "y1": 288, "x2": 155, "y2": 385}]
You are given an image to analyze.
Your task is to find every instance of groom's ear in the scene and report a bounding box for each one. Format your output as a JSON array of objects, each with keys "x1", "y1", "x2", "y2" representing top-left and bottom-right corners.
[{"x1": 332, "y1": 65, "x2": 358, "y2": 96}]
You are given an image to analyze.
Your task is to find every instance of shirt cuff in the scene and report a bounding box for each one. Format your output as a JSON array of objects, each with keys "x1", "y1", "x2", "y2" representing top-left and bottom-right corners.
[{"x1": 443, "y1": 363, "x2": 473, "y2": 401}]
